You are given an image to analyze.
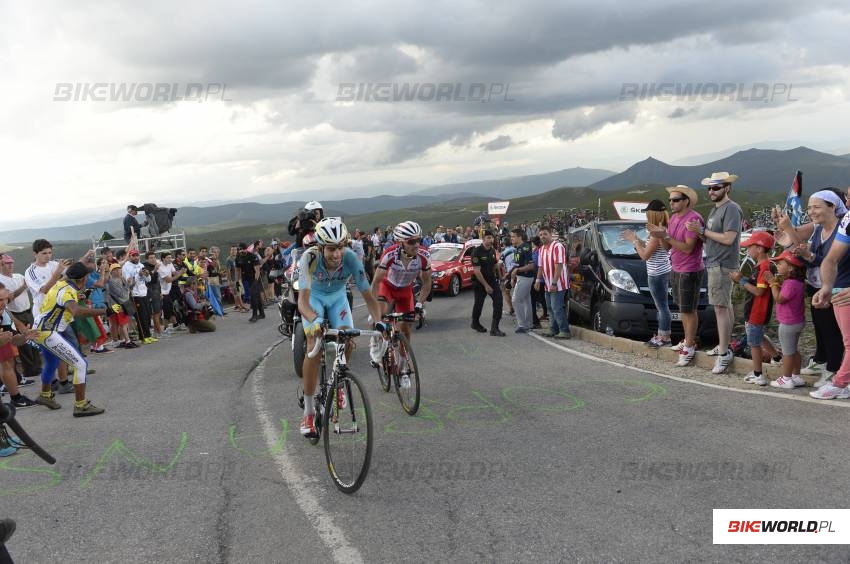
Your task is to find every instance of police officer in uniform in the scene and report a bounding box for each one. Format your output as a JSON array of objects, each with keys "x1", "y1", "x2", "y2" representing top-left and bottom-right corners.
[{"x1": 471, "y1": 231, "x2": 505, "y2": 336}]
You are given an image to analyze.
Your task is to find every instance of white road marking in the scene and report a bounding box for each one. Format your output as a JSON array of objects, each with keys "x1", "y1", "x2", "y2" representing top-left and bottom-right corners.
[
  {"x1": 251, "y1": 341, "x2": 365, "y2": 564},
  {"x1": 529, "y1": 333, "x2": 850, "y2": 409}
]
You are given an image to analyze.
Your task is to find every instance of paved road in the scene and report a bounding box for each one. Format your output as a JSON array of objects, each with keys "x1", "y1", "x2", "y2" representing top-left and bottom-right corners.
[{"x1": 5, "y1": 292, "x2": 850, "y2": 563}]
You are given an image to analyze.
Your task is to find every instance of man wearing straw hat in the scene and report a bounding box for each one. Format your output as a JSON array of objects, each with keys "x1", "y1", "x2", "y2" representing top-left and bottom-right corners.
[
  {"x1": 648, "y1": 185, "x2": 705, "y2": 367},
  {"x1": 690, "y1": 172, "x2": 743, "y2": 374}
]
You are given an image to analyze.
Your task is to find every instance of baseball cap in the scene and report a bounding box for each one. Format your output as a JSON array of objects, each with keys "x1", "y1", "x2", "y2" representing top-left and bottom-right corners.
[
  {"x1": 640, "y1": 199, "x2": 666, "y2": 213},
  {"x1": 128, "y1": 249, "x2": 140, "y2": 256},
  {"x1": 741, "y1": 231, "x2": 775, "y2": 250},
  {"x1": 109, "y1": 263, "x2": 122, "y2": 272},
  {"x1": 771, "y1": 249, "x2": 804, "y2": 268}
]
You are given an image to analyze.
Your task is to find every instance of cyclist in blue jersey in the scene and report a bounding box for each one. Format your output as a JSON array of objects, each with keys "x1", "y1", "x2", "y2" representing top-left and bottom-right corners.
[{"x1": 297, "y1": 218, "x2": 384, "y2": 437}]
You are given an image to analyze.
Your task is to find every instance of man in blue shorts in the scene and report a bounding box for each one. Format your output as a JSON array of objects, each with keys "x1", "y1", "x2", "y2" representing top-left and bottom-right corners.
[{"x1": 297, "y1": 218, "x2": 384, "y2": 437}]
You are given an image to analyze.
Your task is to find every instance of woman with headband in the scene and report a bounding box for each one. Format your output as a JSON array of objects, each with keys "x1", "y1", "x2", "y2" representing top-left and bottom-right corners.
[{"x1": 774, "y1": 188, "x2": 849, "y2": 389}]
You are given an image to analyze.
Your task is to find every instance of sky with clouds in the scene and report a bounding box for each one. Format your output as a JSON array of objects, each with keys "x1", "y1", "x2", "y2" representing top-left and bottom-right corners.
[{"x1": 3, "y1": 0, "x2": 850, "y2": 227}]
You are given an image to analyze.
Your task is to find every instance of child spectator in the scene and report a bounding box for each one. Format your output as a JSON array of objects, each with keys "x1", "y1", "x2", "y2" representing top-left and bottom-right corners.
[
  {"x1": 730, "y1": 231, "x2": 776, "y2": 385},
  {"x1": 765, "y1": 250, "x2": 807, "y2": 389}
]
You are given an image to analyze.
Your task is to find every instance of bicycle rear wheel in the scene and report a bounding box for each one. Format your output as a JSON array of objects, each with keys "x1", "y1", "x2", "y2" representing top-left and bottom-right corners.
[
  {"x1": 323, "y1": 371, "x2": 373, "y2": 494},
  {"x1": 393, "y1": 333, "x2": 421, "y2": 415}
]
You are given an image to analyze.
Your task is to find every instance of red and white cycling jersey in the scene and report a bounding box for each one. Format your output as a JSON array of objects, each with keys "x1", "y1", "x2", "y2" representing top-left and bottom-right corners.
[{"x1": 378, "y1": 244, "x2": 431, "y2": 288}]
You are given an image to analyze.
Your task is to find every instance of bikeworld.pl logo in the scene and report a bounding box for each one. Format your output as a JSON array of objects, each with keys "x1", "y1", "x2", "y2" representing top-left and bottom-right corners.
[
  {"x1": 727, "y1": 520, "x2": 835, "y2": 534},
  {"x1": 619, "y1": 82, "x2": 798, "y2": 103},
  {"x1": 336, "y1": 82, "x2": 515, "y2": 103},
  {"x1": 714, "y1": 509, "x2": 849, "y2": 544},
  {"x1": 53, "y1": 83, "x2": 232, "y2": 102}
]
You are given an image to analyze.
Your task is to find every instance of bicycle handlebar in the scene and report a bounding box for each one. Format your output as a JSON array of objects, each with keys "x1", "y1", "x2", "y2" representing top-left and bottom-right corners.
[
  {"x1": 306, "y1": 328, "x2": 385, "y2": 359},
  {"x1": 0, "y1": 404, "x2": 56, "y2": 465}
]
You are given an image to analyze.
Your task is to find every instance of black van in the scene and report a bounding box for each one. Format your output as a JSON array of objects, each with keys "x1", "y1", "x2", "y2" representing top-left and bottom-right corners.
[{"x1": 567, "y1": 220, "x2": 717, "y2": 340}]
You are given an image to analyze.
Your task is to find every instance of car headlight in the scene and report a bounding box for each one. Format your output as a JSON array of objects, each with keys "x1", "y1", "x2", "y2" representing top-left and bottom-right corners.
[
  {"x1": 433, "y1": 271, "x2": 446, "y2": 278},
  {"x1": 608, "y1": 269, "x2": 639, "y2": 293}
]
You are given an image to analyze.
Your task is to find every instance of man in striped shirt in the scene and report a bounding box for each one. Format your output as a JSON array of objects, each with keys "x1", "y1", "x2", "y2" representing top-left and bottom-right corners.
[{"x1": 534, "y1": 225, "x2": 571, "y2": 339}]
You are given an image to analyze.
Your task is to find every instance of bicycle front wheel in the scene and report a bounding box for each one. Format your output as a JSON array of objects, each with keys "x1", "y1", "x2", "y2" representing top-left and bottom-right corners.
[
  {"x1": 394, "y1": 333, "x2": 421, "y2": 416},
  {"x1": 323, "y1": 371, "x2": 373, "y2": 494}
]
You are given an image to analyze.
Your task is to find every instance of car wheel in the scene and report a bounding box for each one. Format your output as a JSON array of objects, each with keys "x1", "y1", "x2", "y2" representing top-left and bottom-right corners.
[{"x1": 447, "y1": 274, "x2": 461, "y2": 297}]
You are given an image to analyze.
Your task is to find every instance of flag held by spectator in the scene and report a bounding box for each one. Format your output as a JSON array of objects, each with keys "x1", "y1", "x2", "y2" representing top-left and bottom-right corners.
[
  {"x1": 786, "y1": 170, "x2": 803, "y2": 227},
  {"x1": 98, "y1": 231, "x2": 115, "y2": 243},
  {"x1": 206, "y1": 285, "x2": 224, "y2": 317}
]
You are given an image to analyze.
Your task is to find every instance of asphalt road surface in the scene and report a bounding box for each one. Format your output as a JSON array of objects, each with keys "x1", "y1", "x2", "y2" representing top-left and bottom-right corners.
[{"x1": 4, "y1": 292, "x2": 850, "y2": 563}]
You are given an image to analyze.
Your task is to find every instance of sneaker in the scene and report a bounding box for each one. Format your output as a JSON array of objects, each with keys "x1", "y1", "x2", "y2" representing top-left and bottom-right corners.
[
  {"x1": 115, "y1": 342, "x2": 128, "y2": 349},
  {"x1": 801, "y1": 359, "x2": 825, "y2": 375},
  {"x1": 142, "y1": 337, "x2": 156, "y2": 344},
  {"x1": 35, "y1": 393, "x2": 61, "y2": 410},
  {"x1": 337, "y1": 388, "x2": 347, "y2": 409},
  {"x1": 10, "y1": 395, "x2": 37, "y2": 409},
  {"x1": 369, "y1": 336, "x2": 387, "y2": 366},
  {"x1": 554, "y1": 331, "x2": 572, "y2": 340},
  {"x1": 172, "y1": 325, "x2": 189, "y2": 333},
  {"x1": 58, "y1": 381, "x2": 75, "y2": 394},
  {"x1": 813, "y1": 371, "x2": 835, "y2": 388},
  {"x1": 704, "y1": 345, "x2": 721, "y2": 356},
  {"x1": 809, "y1": 383, "x2": 850, "y2": 400},
  {"x1": 744, "y1": 372, "x2": 769, "y2": 386},
  {"x1": 646, "y1": 336, "x2": 663, "y2": 348},
  {"x1": 161, "y1": 327, "x2": 173, "y2": 337},
  {"x1": 675, "y1": 346, "x2": 696, "y2": 367},
  {"x1": 299, "y1": 414, "x2": 317, "y2": 437},
  {"x1": 515, "y1": 327, "x2": 528, "y2": 334},
  {"x1": 670, "y1": 340, "x2": 686, "y2": 351},
  {"x1": 91, "y1": 347, "x2": 113, "y2": 354},
  {"x1": 540, "y1": 331, "x2": 555, "y2": 338},
  {"x1": 711, "y1": 349, "x2": 734, "y2": 374},
  {"x1": 248, "y1": 316, "x2": 258, "y2": 323},
  {"x1": 16, "y1": 376, "x2": 34, "y2": 387},
  {"x1": 73, "y1": 401, "x2": 105, "y2": 417},
  {"x1": 770, "y1": 375, "x2": 806, "y2": 389},
  {"x1": 125, "y1": 341, "x2": 139, "y2": 349}
]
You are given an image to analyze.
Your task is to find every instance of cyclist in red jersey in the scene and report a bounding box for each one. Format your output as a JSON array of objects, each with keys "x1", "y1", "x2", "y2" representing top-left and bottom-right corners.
[{"x1": 370, "y1": 221, "x2": 432, "y2": 347}]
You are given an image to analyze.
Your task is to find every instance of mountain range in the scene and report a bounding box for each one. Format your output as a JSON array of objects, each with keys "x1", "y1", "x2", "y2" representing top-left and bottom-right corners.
[
  {"x1": 591, "y1": 147, "x2": 850, "y2": 192},
  {"x1": 3, "y1": 146, "x2": 850, "y2": 244}
]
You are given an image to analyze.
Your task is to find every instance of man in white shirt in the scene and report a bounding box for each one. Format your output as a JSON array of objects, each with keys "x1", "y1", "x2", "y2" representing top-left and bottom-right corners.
[
  {"x1": 122, "y1": 250, "x2": 154, "y2": 344},
  {"x1": 157, "y1": 251, "x2": 184, "y2": 331}
]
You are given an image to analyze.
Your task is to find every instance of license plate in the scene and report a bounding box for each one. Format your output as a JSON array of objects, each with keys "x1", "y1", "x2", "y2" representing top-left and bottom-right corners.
[{"x1": 670, "y1": 312, "x2": 682, "y2": 321}]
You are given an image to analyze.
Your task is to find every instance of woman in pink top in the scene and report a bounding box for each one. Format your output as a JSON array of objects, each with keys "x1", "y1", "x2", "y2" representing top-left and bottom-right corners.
[{"x1": 764, "y1": 250, "x2": 806, "y2": 389}]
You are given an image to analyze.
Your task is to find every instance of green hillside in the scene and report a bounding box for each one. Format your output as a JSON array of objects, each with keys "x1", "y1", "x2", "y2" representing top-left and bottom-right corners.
[{"x1": 0, "y1": 186, "x2": 790, "y2": 267}]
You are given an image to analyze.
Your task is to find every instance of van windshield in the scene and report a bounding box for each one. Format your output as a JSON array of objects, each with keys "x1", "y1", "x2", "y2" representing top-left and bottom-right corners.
[{"x1": 598, "y1": 223, "x2": 647, "y2": 257}]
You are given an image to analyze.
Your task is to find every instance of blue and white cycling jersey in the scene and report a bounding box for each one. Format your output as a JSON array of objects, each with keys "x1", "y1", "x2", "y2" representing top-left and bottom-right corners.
[
  {"x1": 298, "y1": 247, "x2": 371, "y2": 329},
  {"x1": 298, "y1": 247, "x2": 370, "y2": 295}
]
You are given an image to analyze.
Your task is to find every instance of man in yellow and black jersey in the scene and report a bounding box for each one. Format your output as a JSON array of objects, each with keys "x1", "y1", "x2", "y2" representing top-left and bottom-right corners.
[{"x1": 33, "y1": 262, "x2": 109, "y2": 417}]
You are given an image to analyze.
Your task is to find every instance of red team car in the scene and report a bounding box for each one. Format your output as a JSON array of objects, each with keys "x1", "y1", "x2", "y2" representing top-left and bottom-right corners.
[{"x1": 427, "y1": 239, "x2": 483, "y2": 296}]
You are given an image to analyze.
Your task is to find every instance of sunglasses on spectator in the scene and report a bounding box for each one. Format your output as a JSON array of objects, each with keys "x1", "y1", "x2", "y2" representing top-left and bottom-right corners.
[
  {"x1": 668, "y1": 197, "x2": 688, "y2": 203},
  {"x1": 707, "y1": 185, "x2": 728, "y2": 192},
  {"x1": 404, "y1": 238, "x2": 421, "y2": 245}
]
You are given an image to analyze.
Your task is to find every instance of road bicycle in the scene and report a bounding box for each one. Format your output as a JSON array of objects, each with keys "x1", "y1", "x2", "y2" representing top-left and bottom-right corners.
[
  {"x1": 372, "y1": 311, "x2": 422, "y2": 416},
  {"x1": 0, "y1": 402, "x2": 56, "y2": 563},
  {"x1": 297, "y1": 324, "x2": 380, "y2": 493}
]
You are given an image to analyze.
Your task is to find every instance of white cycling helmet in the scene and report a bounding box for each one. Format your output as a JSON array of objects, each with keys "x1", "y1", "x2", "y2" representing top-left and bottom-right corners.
[
  {"x1": 393, "y1": 221, "x2": 422, "y2": 241},
  {"x1": 304, "y1": 201, "x2": 323, "y2": 211},
  {"x1": 315, "y1": 217, "x2": 349, "y2": 246}
]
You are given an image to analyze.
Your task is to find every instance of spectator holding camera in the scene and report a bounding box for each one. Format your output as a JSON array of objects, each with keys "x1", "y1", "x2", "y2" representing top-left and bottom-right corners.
[
  {"x1": 122, "y1": 250, "x2": 155, "y2": 344},
  {"x1": 181, "y1": 277, "x2": 216, "y2": 333}
]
